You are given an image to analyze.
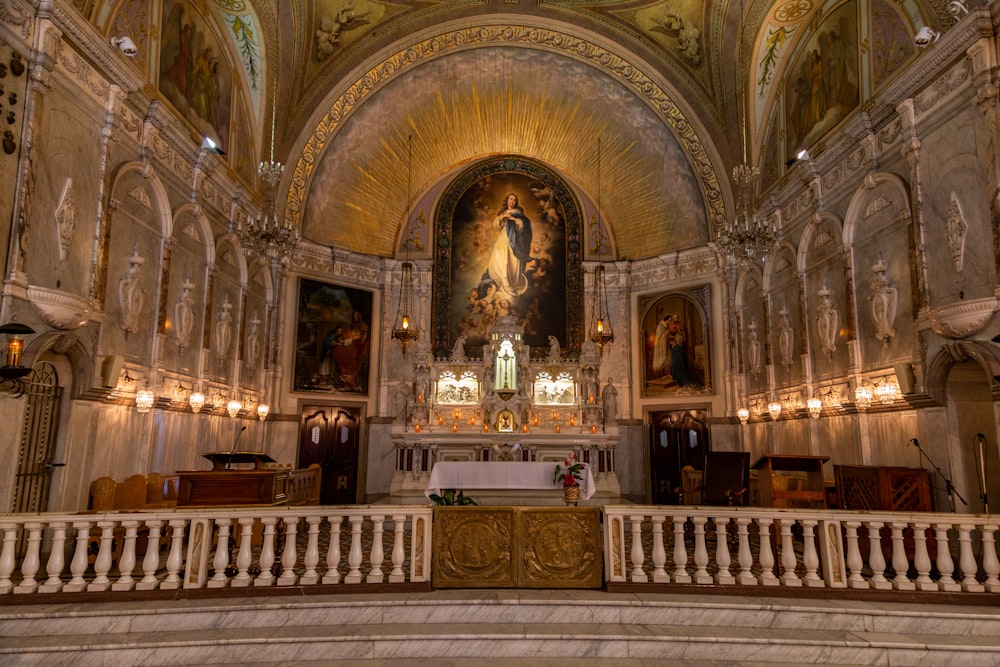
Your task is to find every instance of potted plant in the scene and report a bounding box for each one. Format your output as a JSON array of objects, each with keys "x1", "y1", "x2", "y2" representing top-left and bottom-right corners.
[
  {"x1": 553, "y1": 453, "x2": 584, "y2": 505},
  {"x1": 429, "y1": 489, "x2": 477, "y2": 506}
]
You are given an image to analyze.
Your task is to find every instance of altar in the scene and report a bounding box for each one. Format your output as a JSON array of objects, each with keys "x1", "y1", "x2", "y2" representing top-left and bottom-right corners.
[{"x1": 425, "y1": 461, "x2": 596, "y2": 503}]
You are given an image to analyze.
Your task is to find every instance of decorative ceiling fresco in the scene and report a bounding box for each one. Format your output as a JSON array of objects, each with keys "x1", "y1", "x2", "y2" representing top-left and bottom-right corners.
[{"x1": 82, "y1": 0, "x2": 944, "y2": 260}]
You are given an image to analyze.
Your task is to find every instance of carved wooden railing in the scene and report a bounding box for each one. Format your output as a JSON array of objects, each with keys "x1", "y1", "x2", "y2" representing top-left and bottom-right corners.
[
  {"x1": 603, "y1": 506, "x2": 1000, "y2": 593},
  {"x1": 0, "y1": 505, "x2": 432, "y2": 594}
]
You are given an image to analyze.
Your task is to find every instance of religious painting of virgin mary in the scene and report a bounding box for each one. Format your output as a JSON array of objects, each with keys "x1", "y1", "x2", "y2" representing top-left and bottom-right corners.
[
  {"x1": 293, "y1": 278, "x2": 372, "y2": 394},
  {"x1": 432, "y1": 157, "x2": 583, "y2": 359},
  {"x1": 640, "y1": 287, "x2": 712, "y2": 396}
]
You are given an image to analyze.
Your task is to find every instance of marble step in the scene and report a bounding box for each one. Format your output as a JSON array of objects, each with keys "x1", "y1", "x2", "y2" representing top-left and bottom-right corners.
[
  {"x1": 1, "y1": 592, "x2": 999, "y2": 666},
  {"x1": 2, "y1": 620, "x2": 1000, "y2": 666}
]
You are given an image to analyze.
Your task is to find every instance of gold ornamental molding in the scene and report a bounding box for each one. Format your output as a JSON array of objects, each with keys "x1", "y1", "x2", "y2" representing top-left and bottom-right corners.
[{"x1": 285, "y1": 24, "x2": 725, "y2": 235}]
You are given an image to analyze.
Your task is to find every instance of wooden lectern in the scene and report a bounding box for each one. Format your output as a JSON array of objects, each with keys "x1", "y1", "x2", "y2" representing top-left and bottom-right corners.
[
  {"x1": 202, "y1": 450, "x2": 275, "y2": 471},
  {"x1": 176, "y1": 451, "x2": 286, "y2": 507}
]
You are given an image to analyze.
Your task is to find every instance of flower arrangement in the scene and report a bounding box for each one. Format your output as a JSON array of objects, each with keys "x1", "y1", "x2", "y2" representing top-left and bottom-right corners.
[{"x1": 553, "y1": 453, "x2": 584, "y2": 488}]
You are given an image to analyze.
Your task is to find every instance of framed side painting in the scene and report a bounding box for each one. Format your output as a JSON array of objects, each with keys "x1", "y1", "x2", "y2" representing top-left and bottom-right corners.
[
  {"x1": 639, "y1": 286, "x2": 712, "y2": 396},
  {"x1": 294, "y1": 278, "x2": 372, "y2": 394}
]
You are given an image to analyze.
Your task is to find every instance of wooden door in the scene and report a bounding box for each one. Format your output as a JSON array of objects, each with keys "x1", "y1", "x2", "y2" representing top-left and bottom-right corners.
[
  {"x1": 298, "y1": 405, "x2": 362, "y2": 504},
  {"x1": 648, "y1": 409, "x2": 709, "y2": 505}
]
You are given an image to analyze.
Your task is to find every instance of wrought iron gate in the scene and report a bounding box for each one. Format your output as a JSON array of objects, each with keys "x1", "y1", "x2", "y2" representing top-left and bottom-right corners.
[{"x1": 11, "y1": 361, "x2": 61, "y2": 514}]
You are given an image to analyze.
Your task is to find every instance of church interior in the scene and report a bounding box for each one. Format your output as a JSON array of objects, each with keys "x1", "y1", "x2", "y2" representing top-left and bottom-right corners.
[{"x1": 2, "y1": 0, "x2": 1000, "y2": 662}]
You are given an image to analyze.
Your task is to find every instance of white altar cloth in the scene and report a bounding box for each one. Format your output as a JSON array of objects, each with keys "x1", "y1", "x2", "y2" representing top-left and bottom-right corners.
[{"x1": 425, "y1": 461, "x2": 596, "y2": 500}]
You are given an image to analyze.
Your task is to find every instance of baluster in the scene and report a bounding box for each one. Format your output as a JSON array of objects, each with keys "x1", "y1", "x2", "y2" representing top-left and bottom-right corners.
[
  {"x1": 843, "y1": 521, "x2": 867, "y2": 589},
  {"x1": 208, "y1": 519, "x2": 232, "y2": 588},
  {"x1": 88, "y1": 521, "x2": 116, "y2": 591},
  {"x1": 112, "y1": 521, "x2": 140, "y2": 591},
  {"x1": 756, "y1": 519, "x2": 778, "y2": 586},
  {"x1": 367, "y1": 515, "x2": 386, "y2": 583},
  {"x1": 958, "y1": 523, "x2": 984, "y2": 592},
  {"x1": 629, "y1": 514, "x2": 648, "y2": 583},
  {"x1": 934, "y1": 523, "x2": 959, "y2": 591},
  {"x1": 692, "y1": 517, "x2": 710, "y2": 583},
  {"x1": 232, "y1": 518, "x2": 255, "y2": 588},
  {"x1": 40, "y1": 522, "x2": 68, "y2": 593},
  {"x1": 801, "y1": 520, "x2": 822, "y2": 587},
  {"x1": 161, "y1": 519, "x2": 187, "y2": 590},
  {"x1": 912, "y1": 522, "x2": 934, "y2": 590},
  {"x1": 389, "y1": 514, "x2": 407, "y2": 582},
  {"x1": 301, "y1": 515, "x2": 322, "y2": 585},
  {"x1": 714, "y1": 516, "x2": 734, "y2": 585},
  {"x1": 345, "y1": 515, "x2": 364, "y2": 584},
  {"x1": 14, "y1": 522, "x2": 42, "y2": 593},
  {"x1": 865, "y1": 521, "x2": 890, "y2": 590},
  {"x1": 64, "y1": 521, "x2": 92, "y2": 592},
  {"x1": 255, "y1": 517, "x2": 277, "y2": 586},
  {"x1": 980, "y1": 522, "x2": 1000, "y2": 592},
  {"x1": 650, "y1": 512, "x2": 668, "y2": 583},
  {"x1": 323, "y1": 515, "x2": 343, "y2": 584},
  {"x1": 736, "y1": 517, "x2": 756, "y2": 585},
  {"x1": 137, "y1": 519, "x2": 163, "y2": 590},
  {"x1": 278, "y1": 517, "x2": 299, "y2": 585},
  {"x1": 0, "y1": 524, "x2": 15, "y2": 594},
  {"x1": 888, "y1": 522, "x2": 913, "y2": 590},
  {"x1": 672, "y1": 517, "x2": 691, "y2": 584},
  {"x1": 779, "y1": 519, "x2": 801, "y2": 586}
]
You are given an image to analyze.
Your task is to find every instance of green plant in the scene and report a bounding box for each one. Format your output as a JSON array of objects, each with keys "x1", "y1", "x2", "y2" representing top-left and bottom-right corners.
[
  {"x1": 429, "y1": 489, "x2": 478, "y2": 506},
  {"x1": 553, "y1": 453, "x2": 584, "y2": 487}
]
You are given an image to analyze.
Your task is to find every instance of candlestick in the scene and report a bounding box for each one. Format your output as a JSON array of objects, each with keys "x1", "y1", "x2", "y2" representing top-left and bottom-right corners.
[
  {"x1": 590, "y1": 424, "x2": 597, "y2": 434},
  {"x1": 437, "y1": 415, "x2": 444, "y2": 426},
  {"x1": 483, "y1": 423, "x2": 489, "y2": 433},
  {"x1": 414, "y1": 423, "x2": 421, "y2": 433},
  {"x1": 569, "y1": 416, "x2": 576, "y2": 427},
  {"x1": 452, "y1": 423, "x2": 458, "y2": 433},
  {"x1": 521, "y1": 424, "x2": 528, "y2": 433}
]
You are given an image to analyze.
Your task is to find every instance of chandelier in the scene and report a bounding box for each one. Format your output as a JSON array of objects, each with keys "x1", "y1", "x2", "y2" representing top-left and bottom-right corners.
[
  {"x1": 392, "y1": 135, "x2": 419, "y2": 352},
  {"x1": 236, "y1": 85, "x2": 297, "y2": 263},
  {"x1": 717, "y1": 2, "x2": 778, "y2": 264}
]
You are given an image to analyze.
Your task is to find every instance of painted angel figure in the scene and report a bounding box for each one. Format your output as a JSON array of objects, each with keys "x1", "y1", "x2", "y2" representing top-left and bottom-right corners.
[{"x1": 815, "y1": 286, "x2": 839, "y2": 356}]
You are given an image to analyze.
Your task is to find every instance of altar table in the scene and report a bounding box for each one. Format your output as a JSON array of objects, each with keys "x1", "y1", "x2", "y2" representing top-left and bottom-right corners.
[{"x1": 425, "y1": 461, "x2": 596, "y2": 500}]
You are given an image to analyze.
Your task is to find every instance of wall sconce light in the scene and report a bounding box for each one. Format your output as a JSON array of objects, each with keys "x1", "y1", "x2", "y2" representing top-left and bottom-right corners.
[
  {"x1": 257, "y1": 403, "x2": 269, "y2": 421},
  {"x1": 189, "y1": 391, "x2": 205, "y2": 413},
  {"x1": 227, "y1": 399, "x2": 242, "y2": 419},
  {"x1": 807, "y1": 398, "x2": 822, "y2": 419},
  {"x1": 0, "y1": 322, "x2": 34, "y2": 396},
  {"x1": 767, "y1": 401, "x2": 782, "y2": 421},
  {"x1": 135, "y1": 386, "x2": 155, "y2": 413},
  {"x1": 737, "y1": 407, "x2": 750, "y2": 424},
  {"x1": 875, "y1": 380, "x2": 899, "y2": 406},
  {"x1": 855, "y1": 385, "x2": 873, "y2": 411}
]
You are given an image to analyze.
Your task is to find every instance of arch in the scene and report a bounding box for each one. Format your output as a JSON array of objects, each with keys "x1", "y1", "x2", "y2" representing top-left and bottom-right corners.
[
  {"x1": 284, "y1": 20, "x2": 727, "y2": 245},
  {"x1": 797, "y1": 210, "x2": 844, "y2": 273},
  {"x1": 108, "y1": 161, "x2": 174, "y2": 239},
  {"x1": 172, "y1": 203, "x2": 216, "y2": 267},
  {"x1": 734, "y1": 264, "x2": 765, "y2": 310},
  {"x1": 925, "y1": 340, "x2": 1000, "y2": 406},
  {"x1": 215, "y1": 232, "x2": 249, "y2": 287},
  {"x1": 20, "y1": 332, "x2": 96, "y2": 400},
  {"x1": 763, "y1": 241, "x2": 799, "y2": 293},
  {"x1": 843, "y1": 171, "x2": 912, "y2": 246}
]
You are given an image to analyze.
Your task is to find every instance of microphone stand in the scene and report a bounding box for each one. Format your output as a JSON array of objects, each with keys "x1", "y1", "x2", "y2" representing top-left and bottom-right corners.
[
  {"x1": 975, "y1": 433, "x2": 990, "y2": 514},
  {"x1": 911, "y1": 438, "x2": 966, "y2": 513},
  {"x1": 227, "y1": 425, "x2": 247, "y2": 470}
]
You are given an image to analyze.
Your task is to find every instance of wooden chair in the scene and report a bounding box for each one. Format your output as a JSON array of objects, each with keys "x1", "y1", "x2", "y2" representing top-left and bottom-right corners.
[
  {"x1": 89, "y1": 476, "x2": 117, "y2": 511},
  {"x1": 702, "y1": 452, "x2": 750, "y2": 506}
]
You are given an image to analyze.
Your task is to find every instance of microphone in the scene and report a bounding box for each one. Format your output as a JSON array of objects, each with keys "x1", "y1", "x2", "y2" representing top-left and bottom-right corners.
[
  {"x1": 909, "y1": 438, "x2": 920, "y2": 448},
  {"x1": 227, "y1": 426, "x2": 247, "y2": 469}
]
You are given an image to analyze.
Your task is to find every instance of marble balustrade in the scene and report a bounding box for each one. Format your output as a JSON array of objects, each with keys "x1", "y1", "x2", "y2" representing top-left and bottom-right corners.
[{"x1": 0, "y1": 505, "x2": 998, "y2": 598}]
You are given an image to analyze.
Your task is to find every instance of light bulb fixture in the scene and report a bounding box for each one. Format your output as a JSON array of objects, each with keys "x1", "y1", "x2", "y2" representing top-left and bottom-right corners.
[
  {"x1": 235, "y1": 80, "x2": 297, "y2": 263},
  {"x1": 189, "y1": 391, "x2": 205, "y2": 413},
  {"x1": 227, "y1": 399, "x2": 242, "y2": 419},
  {"x1": 737, "y1": 407, "x2": 750, "y2": 424},
  {"x1": 807, "y1": 398, "x2": 822, "y2": 419},
  {"x1": 392, "y1": 135, "x2": 420, "y2": 353},
  {"x1": 767, "y1": 401, "x2": 782, "y2": 421},
  {"x1": 589, "y1": 264, "x2": 615, "y2": 353},
  {"x1": 855, "y1": 385, "x2": 873, "y2": 411},
  {"x1": 717, "y1": 2, "x2": 778, "y2": 264},
  {"x1": 136, "y1": 387, "x2": 155, "y2": 413},
  {"x1": 875, "y1": 381, "x2": 898, "y2": 406},
  {"x1": 0, "y1": 322, "x2": 34, "y2": 396},
  {"x1": 257, "y1": 403, "x2": 270, "y2": 421}
]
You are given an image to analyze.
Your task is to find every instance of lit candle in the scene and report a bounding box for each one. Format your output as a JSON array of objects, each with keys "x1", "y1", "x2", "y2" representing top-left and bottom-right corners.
[
  {"x1": 417, "y1": 393, "x2": 424, "y2": 403},
  {"x1": 532, "y1": 415, "x2": 539, "y2": 426},
  {"x1": 522, "y1": 424, "x2": 528, "y2": 433},
  {"x1": 588, "y1": 395, "x2": 595, "y2": 405},
  {"x1": 590, "y1": 424, "x2": 597, "y2": 434},
  {"x1": 454, "y1": 410, "x2": 460, "y2": 421},
  {"x1": 414, "y1": 423, "x2": 421, "y2": 433},
  {"x1": 469, "y1": 416, "x2": 476, "y2": 426},
  {"x1": 569, "y1": 416, "x2": 576, "y2": 427},
  {"x1": 452, "y1": 423, "x2": 458, "y2": 433},
  {"x1": 483, "y1": 424, "x2": 489, "y2": 433},
  {"x1": 551, "y1": 411, "x2": 557, "y2": 420},
  {"x1": 437, "y1": 415, "x2": 444, "y2": 425},
  {"x1": 555, "y1": 424, "x2": 561, "y2": 434}
]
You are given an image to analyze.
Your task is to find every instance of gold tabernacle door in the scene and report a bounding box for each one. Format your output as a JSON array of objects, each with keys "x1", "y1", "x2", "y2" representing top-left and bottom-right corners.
[{"x1": 432, "y1": 506, "x2": 602, "y2": 589}]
